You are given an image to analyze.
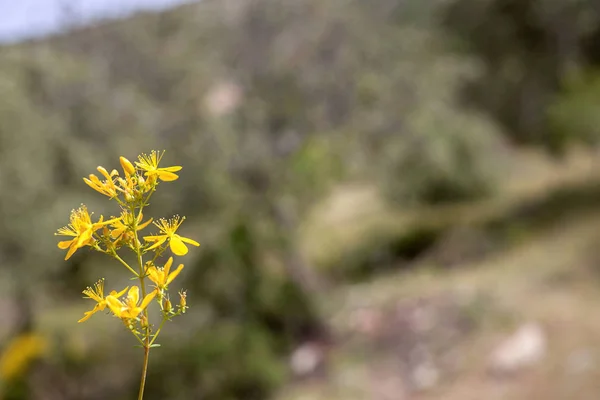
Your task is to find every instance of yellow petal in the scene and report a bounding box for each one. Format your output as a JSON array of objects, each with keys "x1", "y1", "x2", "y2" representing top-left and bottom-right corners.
[
  {"x1": 169, "y1": 236, "x2": 188, "y2": 256},
  {"x1": 110, "y1": 228, "x2": 125, "y2": 239},
  {"x1": 157, "y1": 171, "x2": 179, "y2": 181},
  {"x1": 162, "y1": 166, "x2": 182, "y2": 172},
  {"x1": 75, "y1": 230, "x2": 93, "y2": 247},
  {"x1": 83, "y1": 177, "x2": 99, "y2": 190},
  {"x1": 163, "y1": 257, "x2": 173, "y2": 276},
  {"x1": 127, "y1": 286, "x2": 140, "y2": 305},
  {"x1": 89, "y1": 174, "x2": 103, "y2": 185},
  {"x1": 147, "y1": 267, "x2": 162, "y2": 286},
  {"x1": 143, "y1": 235, "x2": 164, "y2": 242},
  {"x1": 140, "y1": 290, "x2": 157, "y2": 310},
  {"x1": 125, "y1": 307, "x2": 143, "y2": 319},
  {"x1": 105, "y1": 296, "x2": 124, "y2": 317},
  {"x1": 65, "y1": 244, "x2": 78, "y2": 260},
  {"x1": 97, "y1": 166, "x2": 111, "y2": 180},
  {"x1": 78, "y1": 303, "x2": 105, "y2": 323},
  {"x1": 94, "y1": 217, "x2": 120, "y2": 228},
  {"x1": 78, "y1": 310, "x2": 94, "y2": 323},
  {"x1": 110, "y1": 287, "x2": 129, "y2": 298},
  {"x1": 166, "y1": 263, "x2": 184, "y2": 285},
  {"x1": 145, "y1": 237, "x2": 167, "y2": 252},
  {"x1": 58, "y1": 240, "x2": 74, "y2": 249},
  {"x1": 137, "y1": 218, "x2": 153, "y2": 231},
  {"x1": 180, "y1": 236, "x2": 200, "y2": 247}
]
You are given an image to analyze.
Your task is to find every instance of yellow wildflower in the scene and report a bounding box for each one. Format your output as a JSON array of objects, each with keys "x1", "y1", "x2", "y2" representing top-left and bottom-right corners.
[
  {"x1": 56, "y1": 206, "x2": 118, "y2": 260},
  {"x1": 83, "y1": 166, "x2": 119, "y2": 198},
  {"x1": 143, "y1": 216, "x2": 199, "y2": 256},
  {"x1": 106, "y1": 286, "x2": 156, "y2": 320},
  {"x1": 78, "y1": 279, "x2": 129, "y2": 323},
  {"x1": 136, "y1": 150, "x2": 182, "y2": 182},
  {"x1": 110, "y1": 211, "x2": 153, "y2": 242},
  {"x1": 147, "y1": 257, "x2": 184, "y2": 291}
]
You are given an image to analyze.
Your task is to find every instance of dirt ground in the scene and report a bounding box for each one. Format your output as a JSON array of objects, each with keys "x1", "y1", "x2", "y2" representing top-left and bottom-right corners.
[
  {"x1": 280, "y1": 211, "x2": 600, "y2": 400},
  {"x1": 282, "y1": 148, "x2": 600, "y2": 400}
]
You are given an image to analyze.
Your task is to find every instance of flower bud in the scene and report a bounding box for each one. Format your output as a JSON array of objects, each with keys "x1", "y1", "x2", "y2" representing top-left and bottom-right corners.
[
  {"x1": 120, "y1": 156, "x2": 136, "y2": 176},
  {"x1": 179, "y1": 290, "x2": 187, "y2": 312},
  {"x1": 146, "y1": 174, "x2": 157, "y2": 188},
  {"x1": 163, "y1": 298, "x2": 172, "y2": 313}
]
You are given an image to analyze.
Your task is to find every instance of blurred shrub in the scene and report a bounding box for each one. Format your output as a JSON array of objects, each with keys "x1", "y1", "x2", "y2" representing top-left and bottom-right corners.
[
  {"x1": 374, "y1": 50, "x2": 506, "y2": 206},
  {"x1": 379, "y1": 110, "x2": 502, "y2": 206},
  {"x1": 442, "y1": 0, "x2": 600, "y2": 154},
  {"x1": 146, "y1": 323, "x2": 286, "y2": 400},
  {"x1": 547, "y1": 70, "x2": 600, "y2": 152}
]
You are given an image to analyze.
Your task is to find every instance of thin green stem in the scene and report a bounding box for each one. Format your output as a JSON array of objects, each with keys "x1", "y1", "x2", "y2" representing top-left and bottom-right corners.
[
  {"x1": 112, "y1": 253, "x2": 139, "y2": 277},
  {"x1": 133, "y1": 332, "x2": 145, "y2": 346},
  {"x1": 138, "y1": 347, "x2": 150, "y2": 400},
  {"x1": 132, "y1": 204, "x2": 151, "y2": 400},
  {"x1": 149, "y1": 317, "x2": 168, "y2": 346}
]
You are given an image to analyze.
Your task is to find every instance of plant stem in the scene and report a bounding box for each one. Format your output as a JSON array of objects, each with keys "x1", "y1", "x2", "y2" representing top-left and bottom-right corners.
[
  {"x1": 133, "y1": 205, "x2": 151, "y2": 400},
  {"x1": 138, "y1": 346, "x2": 150, "y2": 400},
  {"x1": 113, "y1": 252, "x2": 140, "y2": 277},
  {"x1": 149, "y1": 317, "x2": 168, "y2": 346}
]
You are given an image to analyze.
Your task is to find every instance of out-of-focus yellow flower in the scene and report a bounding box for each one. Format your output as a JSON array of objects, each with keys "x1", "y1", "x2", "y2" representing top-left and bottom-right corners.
[
  {"x1": 147, "y1": 257, "x2": 184, "y2": 291},
  {"x1": 78, "y1": 279, "x2": 129, "y2": 323},
  {"x1": 143, "y1": 216, "x2": 199, "y2": 256},
  {"x1": 83, "y1": 166, "x2": 119, "y2": 198},
  {"x1": 136, "y1": 150, "x2": 182, "y2": 182},
  {"x1": 0, "y1": 333, "x2": 48, "y2": 382},
  {"x1": 106, "y1": 286, "x2": 156, "y2": 320},
  {"x1": 110, "y1": 211, "x2": 152, "y2": 243},
  {"x1": 56, "y1": 206, "x2": 118, "y2": 260}
]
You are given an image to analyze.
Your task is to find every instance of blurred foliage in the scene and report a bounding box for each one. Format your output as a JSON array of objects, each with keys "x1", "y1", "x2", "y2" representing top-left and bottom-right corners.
[{"x1": 547, "y1": 70, "x2": 600, "y2": 148}]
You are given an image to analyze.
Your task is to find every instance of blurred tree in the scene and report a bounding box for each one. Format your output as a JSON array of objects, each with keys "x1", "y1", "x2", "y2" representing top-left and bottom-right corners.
[{"x1": 442, "y1": 0, "x2": 600, "y2": 155}]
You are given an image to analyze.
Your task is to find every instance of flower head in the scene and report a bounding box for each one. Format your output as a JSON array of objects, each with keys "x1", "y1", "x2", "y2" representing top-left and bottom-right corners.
[
  {"x1": 110, "y1": 211, "x2": 153, "y2": 243},
  {"x1": 78, "y1": 279, "x2": 129, "y2": 323},
  {"x1": 106, "y1": 286, "x2": 156, "y2": 320},
  {"x1": 83, "y1": 167, "x2": 119, "y2": 198},
  {"x1": 147, "y1": 257, "x2": 184, "y2": 291},
  {"x1": 136, "y1": 150, "x2": 182, "y2": 182},
  {"x1": 143, "y1": 216, "x2": 199, "y2": 256},
  {"x1": 56, "y1": 206, "x2": 118, "y2": 260}
]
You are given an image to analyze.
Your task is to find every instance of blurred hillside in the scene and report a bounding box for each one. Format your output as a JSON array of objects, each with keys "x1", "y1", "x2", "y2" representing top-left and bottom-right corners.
[{"x1": 1, "y1": 0, "x2": 600, "y2": 399}]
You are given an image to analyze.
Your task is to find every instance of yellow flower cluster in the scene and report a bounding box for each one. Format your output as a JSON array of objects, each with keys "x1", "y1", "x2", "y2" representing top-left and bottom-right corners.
[{"x1": 54, "y1": 151, "x2": 197, "y2": 400}]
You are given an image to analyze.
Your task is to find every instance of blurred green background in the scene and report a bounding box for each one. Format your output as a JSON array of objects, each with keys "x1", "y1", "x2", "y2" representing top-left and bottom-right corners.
[{"x1": 3, "y1": 0, "x2": 600, "y2": 399}]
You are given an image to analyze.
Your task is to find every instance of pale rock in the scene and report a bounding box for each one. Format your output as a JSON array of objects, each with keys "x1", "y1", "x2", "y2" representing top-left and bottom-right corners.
[
  {"x1": 290, "y1": 342, "x2": 323, "y2": 377},
  {"x1": 411, "y1": 362, "x2": 440, "y2": 390},
  {"x1": 489, "y1": 322, "x2": 547, "y2": 375}
]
